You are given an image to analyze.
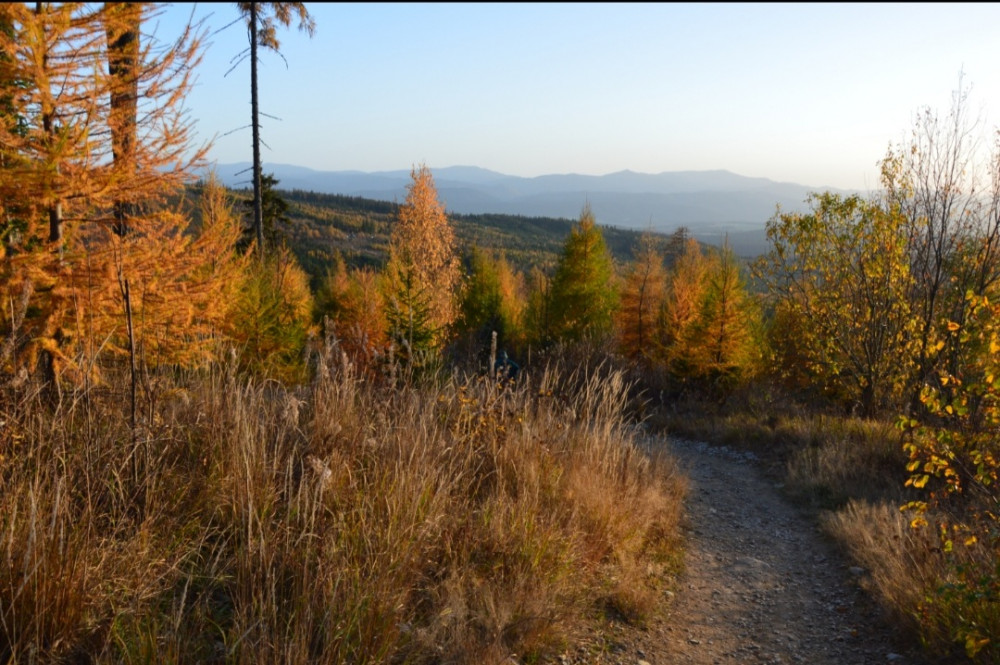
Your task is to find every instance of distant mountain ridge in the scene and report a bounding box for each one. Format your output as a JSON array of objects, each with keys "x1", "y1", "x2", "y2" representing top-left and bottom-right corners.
[{"x1": 211, "y1": 163, "x2": 853, "y2": 256}]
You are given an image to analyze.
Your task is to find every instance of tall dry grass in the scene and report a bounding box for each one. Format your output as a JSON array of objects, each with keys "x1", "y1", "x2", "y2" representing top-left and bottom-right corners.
[
  {"x1": 823, "y1": 499, "x2": 1000, "y2": 661},
  {"x1": 0, "y1": 343, "x2": 685, "y2": 664}
]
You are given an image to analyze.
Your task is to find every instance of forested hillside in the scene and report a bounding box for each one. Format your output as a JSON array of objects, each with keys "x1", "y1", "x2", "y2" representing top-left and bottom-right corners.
[{"x1": 212, "y1": 186, "x2": 661, "y2": 283}]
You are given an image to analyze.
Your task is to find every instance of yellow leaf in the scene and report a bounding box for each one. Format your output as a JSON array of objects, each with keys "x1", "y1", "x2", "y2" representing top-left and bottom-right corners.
[
  {"x1": 964, "y1": 534, "x2": 978, "y2": 546},
  {"x1": 912, "y1": 474, "x2": 930, "y2": 489},
  {"x1": 947, "y1": 321, "x2": 960, "y2": 332},
  {"x1": 965, "y1": 633, "x2": 990, "y2": 657},
  {"x1": 910, "y1": 516, "x2": 928, "y2": 528}
]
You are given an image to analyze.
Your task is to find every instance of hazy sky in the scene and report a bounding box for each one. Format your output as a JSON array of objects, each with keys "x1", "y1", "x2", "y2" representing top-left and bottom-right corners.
[{"x1": 154, "y1": 2, "x2": 1000, "y2": 191}]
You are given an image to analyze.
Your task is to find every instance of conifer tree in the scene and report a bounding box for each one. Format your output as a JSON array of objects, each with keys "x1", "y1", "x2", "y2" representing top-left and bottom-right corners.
[
  {"x1": 660, "y1": 236, "x2": 713, "y2": 379},
  {"x1": 228, "y1": 245, "x2": 313, "y2": 381},
  {"x1": 316, "y1": 258, "x2": 387, "y2": 373},
  {"x1": 523, "y1": 265, "x2": 551, "y2": 346},
  {"x1": 696, "y1": 239, "x2": 759, "y2": 385},
  {"x1": 235, "y1": 2, "x2": 314, "y2": 258},
  {"x1": 238, "y1": 172, "x2": 289, "y2": 253},
  {"x1": 105, "y1": 1, "x2": 141, "y2": 236},
  {"x1": 382, "y1": 164, "x2": 461, "y2": 358},
  {"x1": 0, "y1": 3, "x2": 214, "y2": 379},
  {"x1": 494, "y1": 250, "x2": 524, "y2": 346},
  {"x1": 455, "y1": 246, "x2": 524, "y2": 363},
  {"x1": 75, "y1": 174, "x2": 247, "y2": 370},
  {"x1": 547, "y1": 204, "x2": 618, "y2": 342},
  {"x1": 382, "y1": 259, "x2": 436, "y2": 370},
  {"x1": 619, "y1": 232, "x2": 667, "y2": 361},
  {"x1": 457, "y1": 245, "x2": 503, "y2": 335}
]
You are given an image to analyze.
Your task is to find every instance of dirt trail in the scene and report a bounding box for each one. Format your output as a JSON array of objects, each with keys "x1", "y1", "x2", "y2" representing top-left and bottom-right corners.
[
  {"x1": 564, "y1": 438, "x2": 926, "y2": 665},
  {"x1": 659, "y1": 438, "x2": 928, "y2": 665}
]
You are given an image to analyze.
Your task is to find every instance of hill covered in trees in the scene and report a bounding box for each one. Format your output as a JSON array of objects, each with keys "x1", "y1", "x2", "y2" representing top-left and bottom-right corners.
[
  {"x1": 214, "y1": 185, "x2": 673, "y2": 285},
  {"x1": 212, "y1": 161, "x2": 834, "y2": 257}
]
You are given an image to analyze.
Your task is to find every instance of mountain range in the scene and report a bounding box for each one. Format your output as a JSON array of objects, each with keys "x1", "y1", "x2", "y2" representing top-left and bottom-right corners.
[{"x1": 211, "y1": 163, "x2": 854, "y2": 256}]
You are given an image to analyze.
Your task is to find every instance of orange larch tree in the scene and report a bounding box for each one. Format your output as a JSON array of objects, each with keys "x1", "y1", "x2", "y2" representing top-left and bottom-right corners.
[
  {"x1": 382, "y1": 164, "x2": 461, "y2": 360},
  {"x1": 0, "y1": 3, "x2": 232, "y2": 381},
  {"x1": 695, "y1": 239, "x2": 760, "y2": 387},
  {"x1": 659, "y1": 236, "x2": 714, "y2": 379},
  {"x1": 317, "y1": 258, "x2": 387, "y2": 375},
  {"x1": 618, "y1": 231, "x2": 667, "y2": 362}
]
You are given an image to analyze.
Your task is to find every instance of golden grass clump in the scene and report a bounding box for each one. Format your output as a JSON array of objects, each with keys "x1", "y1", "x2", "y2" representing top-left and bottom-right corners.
[
  {"x1": 0, "y1": 344, "x2": 685, "y2": 664},
  {"x1": 822, "y1": 499, "x2": 1000, "y2": 661}
]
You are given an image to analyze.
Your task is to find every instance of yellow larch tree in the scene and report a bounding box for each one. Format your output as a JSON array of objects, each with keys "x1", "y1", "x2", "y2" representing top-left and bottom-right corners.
[
  {"x1": 0, "y1": 3, "x2": 237, "y2": 381},
  {"x1": 659, "y1": 236, "x2": 714, "y2": 378},
  {"x1": 382, "y1": 164, "x2": 461, "y2": 358},
  {"x1": 694, "y1": 239, "x2": 761, "y2": 386},
  {"x1": 618, "y1": 231, "x2": 667, "y2": 362}
]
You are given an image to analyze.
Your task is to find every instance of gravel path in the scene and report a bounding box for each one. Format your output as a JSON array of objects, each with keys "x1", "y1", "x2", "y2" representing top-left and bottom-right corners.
[
  {"x1": 561, "y1": 438, "x2": 928, "y2": 665},
  {"x1": 655, "y1": 438, "x2": 924, "y2": 665}
]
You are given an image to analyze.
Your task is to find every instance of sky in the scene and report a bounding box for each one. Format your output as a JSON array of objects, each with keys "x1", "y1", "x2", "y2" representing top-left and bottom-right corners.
[{"x1": 153, "y1": 2, "x2": 1000, "y2": 192}]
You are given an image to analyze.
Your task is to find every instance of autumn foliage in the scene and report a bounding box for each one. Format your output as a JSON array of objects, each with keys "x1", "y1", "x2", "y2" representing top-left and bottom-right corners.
[
  {"x1": 0, "y1": 3, "x2": 244, "y2": 382},
  {"x1": 756, "y1": 85, "x2": 1000, "y2": 659},
  {"x1": 381, "y1": 164, "x2": 461, "y2": 365}
]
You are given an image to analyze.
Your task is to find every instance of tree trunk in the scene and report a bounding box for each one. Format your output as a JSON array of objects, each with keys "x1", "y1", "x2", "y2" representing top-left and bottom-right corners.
[
  {"x1": 249, "y1": 1, "x2": 264, "y2": 259},
  {"x1": 37, "y1": 3, "x2": 62, "y2": 245},
  {"x1": 105, "y1": 2, "x2": 140, "y2": 236}
]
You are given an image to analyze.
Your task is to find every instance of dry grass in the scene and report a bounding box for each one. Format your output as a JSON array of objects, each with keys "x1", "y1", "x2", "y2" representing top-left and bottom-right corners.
[
  {"x1": 823, "y1": 500, "x2": 1000, "y2": 662},
  {"x1": 652, "y1": 385, "x2": 912, "y2": 509},
  {"x1": 822, "y1": 500, "x2": 943, "y2": 642},
  {"x1": 781, "y1": 416, "x2": 910, "y2": 509},
  {"x1": 0, "y1": 344, "x2": 685, "y2": 664}
]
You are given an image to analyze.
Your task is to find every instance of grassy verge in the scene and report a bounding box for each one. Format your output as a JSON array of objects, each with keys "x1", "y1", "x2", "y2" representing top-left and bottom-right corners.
[{"x1": 0, "y1": 347, "x2": 685, "y2": 664}]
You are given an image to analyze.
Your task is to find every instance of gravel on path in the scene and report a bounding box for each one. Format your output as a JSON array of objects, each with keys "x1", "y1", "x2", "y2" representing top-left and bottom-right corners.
[{"x1": 556, "y1": 437, "x2": 927, "y2": 665}]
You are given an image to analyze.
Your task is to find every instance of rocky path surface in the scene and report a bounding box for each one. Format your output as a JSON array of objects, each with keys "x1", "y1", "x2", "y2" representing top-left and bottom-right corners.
[{"x1": 562, "y1": 438, "x2": 927, "y2": 665}]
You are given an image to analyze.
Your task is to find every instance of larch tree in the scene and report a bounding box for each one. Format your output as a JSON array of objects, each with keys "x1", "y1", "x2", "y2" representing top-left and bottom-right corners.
[
  {"x1": 660, "y1": 235, "x2": 713, "y2": 377},
  {"x1": 522, "y1": 265, "x2": 551, "y2": 346},
  {"x1": 75, "y1": 177, "x2": 247, "y2": 371},
  {"x1": 382, "y1": 164, "x2": 461, "y2": 360},
  {"x1": 228, "y1": 244, "x2": 314, "y2": 381},
  {"x1": 547, "y1": 203, "x2": 618, "y2": 343},
  {"x1": 0, "y1": 2, "x2": 206, "y2": 239},
  {"x1": 494, "y1": 250, "x2": 525, "y2": 347},
  {"x1": 456, "y1": 245, "x2": 504, "y2": 339},
  {"x1": 455, "y1": 246, "x2": 524, "y2": 363},
  {"x1": 104, "y1": 1, "x2": 140, "y2": 235},
  {"x1": 316, "y1": 257, "x2": 387, "y2": 375},
  {"x1": 618, "y1": 231, "x2": 667, "y2": 361},
  {"x1": 0, "y1": 3, "x2": 230, "y2": 380},
  {"x1": 234, "y1": 2, "x2": 314, "y2": 259},
  {"x1": 696, "y1": 239, "x2": 759, "y2": 386}
]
